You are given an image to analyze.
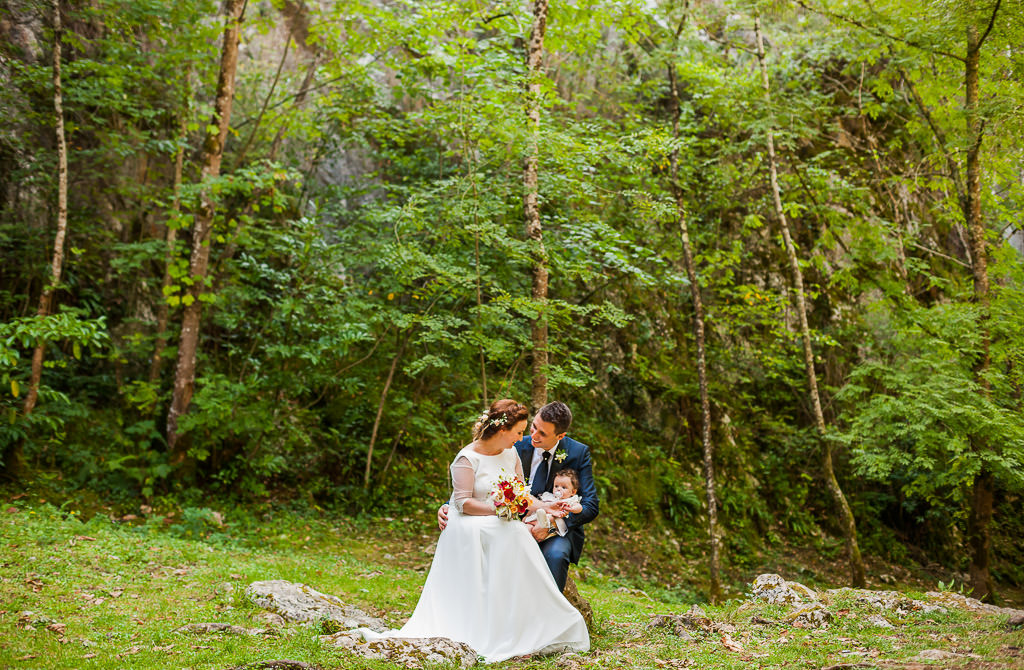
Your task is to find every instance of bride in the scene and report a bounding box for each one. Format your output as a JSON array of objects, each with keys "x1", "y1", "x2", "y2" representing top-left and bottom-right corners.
[{"x1": 364, "y1": 398, "x2": 590, "y2": 663}]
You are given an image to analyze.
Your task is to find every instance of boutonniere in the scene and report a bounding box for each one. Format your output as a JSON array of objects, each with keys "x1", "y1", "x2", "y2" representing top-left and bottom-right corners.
[{"x1": 554, "y1": 449, "x2": 567, "y2": 464}]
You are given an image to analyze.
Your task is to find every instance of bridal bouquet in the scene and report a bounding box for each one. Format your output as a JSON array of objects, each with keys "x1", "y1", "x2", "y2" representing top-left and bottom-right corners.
[{"x1": 490, "y1": 472, "x2": 530, "y2": 521}]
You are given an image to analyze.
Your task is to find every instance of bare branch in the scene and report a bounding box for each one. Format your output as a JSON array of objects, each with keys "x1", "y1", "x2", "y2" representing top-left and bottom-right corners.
[{"x1": 976, "y1": 0, "x2": 1002, "y2": 50}]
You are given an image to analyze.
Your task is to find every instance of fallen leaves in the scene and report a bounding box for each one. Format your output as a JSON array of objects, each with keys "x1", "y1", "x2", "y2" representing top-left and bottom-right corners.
[{"x1": 75, "y1": 590, "x2": 106, "y2": 606}]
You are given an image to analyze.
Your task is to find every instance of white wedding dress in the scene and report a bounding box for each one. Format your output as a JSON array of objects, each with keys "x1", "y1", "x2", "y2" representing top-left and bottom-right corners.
[{"x1": 360, "y1": 445, "x2": 589, "y2": 663}]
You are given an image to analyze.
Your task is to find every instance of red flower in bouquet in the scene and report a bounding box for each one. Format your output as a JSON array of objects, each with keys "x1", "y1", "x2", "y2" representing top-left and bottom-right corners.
[{"x1": 490, "y1": 471, "x2": 530, "y2": 521}]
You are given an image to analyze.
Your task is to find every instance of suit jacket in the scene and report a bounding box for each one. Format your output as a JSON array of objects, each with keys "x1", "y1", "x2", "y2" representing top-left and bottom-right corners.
[{"x1": 516, "y1": 435, "x2": 599, "y2": 564}]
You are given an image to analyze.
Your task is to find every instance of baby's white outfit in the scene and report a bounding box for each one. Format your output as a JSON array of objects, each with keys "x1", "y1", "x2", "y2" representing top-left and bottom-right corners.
[{"x1": 524, "y1": 492, "x2": 581, "y2": 536}]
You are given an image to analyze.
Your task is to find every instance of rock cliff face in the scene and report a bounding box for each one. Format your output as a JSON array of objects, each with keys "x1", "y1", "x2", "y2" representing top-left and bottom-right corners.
[{"x1": 0, "y1": 1, "x2": 44, "y2": 64}]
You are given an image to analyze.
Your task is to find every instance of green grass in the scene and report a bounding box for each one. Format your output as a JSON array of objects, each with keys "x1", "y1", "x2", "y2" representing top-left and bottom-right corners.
[{"x1": 1, "y1": 500, "x2": 1022, "y2": 669}]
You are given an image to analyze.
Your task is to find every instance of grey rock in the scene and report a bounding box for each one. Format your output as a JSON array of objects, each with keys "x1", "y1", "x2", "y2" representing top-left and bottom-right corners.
[
  {"x1": 785, "y1": 602, "x2": 833, "y2": 628},
  {"x1": 556, "y1": 652, "x2": 585, "y2": 670},
  {"x1": 923, "y1": 591, "x2": 1024, "y2": 619},
  {"x1": 226, "y1": 662, "x2": 318, "y2": 670},
  {"x1": 1008, "y1": 613, "x2": 1024, "y2": 630},
  {"x1": 751, "y1": 573, "x2": 817, "y2": 606},
  {"x1": 863, "y1": 614, "x2": 894, "y2": 629},
  {"x1": 826, "y1": 588, "x2": 947, "y2": 616},
  {"x1": 257, "y1": 612, "x2": 288, "y2": 627},
  {"x1": 246, "y1": 580, "x2": 387, "y2": 630},
  {"x1": 321, "y1": 631, "x2": 477, "y2": 668},
  {"x1": 916, "y1": 649, "x2": 960, "y2": 660},
  {"x1": 175, "y1": 622, "x2": 269, "y2": 636}
]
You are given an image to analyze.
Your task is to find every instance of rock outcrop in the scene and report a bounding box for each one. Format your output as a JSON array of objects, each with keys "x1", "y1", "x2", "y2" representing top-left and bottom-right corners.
[
  {"x1": 321, "y1": 631, "x2": 477, "y2": 669},
  {"x1": 245, "y1": 580, "x2": 387, "y2": 630},
  {"x1": 750, "y1": 573, "x2": 832, "y2": 629}
]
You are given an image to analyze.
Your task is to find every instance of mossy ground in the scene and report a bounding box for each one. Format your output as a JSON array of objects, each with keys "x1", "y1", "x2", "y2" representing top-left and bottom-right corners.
[{"x1": 1, "y1": 497, "x2": 1021, "y2": 669}]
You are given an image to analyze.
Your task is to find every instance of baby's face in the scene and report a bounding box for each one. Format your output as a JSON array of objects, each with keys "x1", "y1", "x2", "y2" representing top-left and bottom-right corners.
[{"x1": 552, "y1": 477, "x2": 576, "y2": 500}]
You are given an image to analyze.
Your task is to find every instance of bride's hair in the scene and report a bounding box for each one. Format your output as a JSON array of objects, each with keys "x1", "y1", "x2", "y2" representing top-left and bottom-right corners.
[{"x1": 472, "y1": 399, "x2": 529, "y2": 441}]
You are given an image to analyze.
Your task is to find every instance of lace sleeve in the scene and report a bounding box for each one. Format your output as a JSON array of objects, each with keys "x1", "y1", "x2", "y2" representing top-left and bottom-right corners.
[
  {"x1": 514, "y1": 451, "x2": 525, "y2": 481},
  {"x1": 450, "y1": 455, "x2": 475, "y2": 513}
]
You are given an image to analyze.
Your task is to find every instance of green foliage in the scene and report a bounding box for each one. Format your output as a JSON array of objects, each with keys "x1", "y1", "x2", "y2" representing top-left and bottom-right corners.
[{"x1": 837, "y1": 258, "x2": 1024, "y2": 520}]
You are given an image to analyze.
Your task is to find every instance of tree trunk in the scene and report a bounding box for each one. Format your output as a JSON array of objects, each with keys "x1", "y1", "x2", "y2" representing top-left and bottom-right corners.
[
  {"x1": 149, "y1": 98, "x2": 189, "y2": 385},
  {"x1": 6, "y1": 0, "x2": 68, "y2": 478},
  {"x1": 23, "y1": 0, "x2": 69, "y2": 419},
  {"x1": 364, "y1": 339, "x2": 405, "y2": 490},
  {"x1": 667, "y1": 63, "x2": 722, "y2": 604},
  {"x1": 754, "y1": 15, "x2": 866, "y2": 588},
  {"x1": 524, "y1": 0, "x2": 550, "y2": 413},
  {"x1": 965, "y1": 14, "x2": 996, "y2": 600},
  {"x1": 966, "y1": 468, "x2": 994, "y2": 599},
  {"x1": 269, "y1": 53, "x2": 319, "y2": 161},
  {"x1": 235, "y1": 34, "x2": 291, "y2": 169},
  {"x1": 166, "y1": 0, "x2": 246, "y2": 463},
  {"x1": 474, "y1": 229, "x2": 488, "y2": 406}
]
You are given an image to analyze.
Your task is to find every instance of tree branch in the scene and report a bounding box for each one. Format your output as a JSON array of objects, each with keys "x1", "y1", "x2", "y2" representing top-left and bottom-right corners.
[{"x1": 976, "y1": 0, "x2": 1002, "y2": 51}]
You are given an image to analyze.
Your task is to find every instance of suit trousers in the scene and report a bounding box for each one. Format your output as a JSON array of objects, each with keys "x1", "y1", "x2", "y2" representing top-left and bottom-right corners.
[{"x1": 540, "y1": 534, "x2": 573, "y2": 592}]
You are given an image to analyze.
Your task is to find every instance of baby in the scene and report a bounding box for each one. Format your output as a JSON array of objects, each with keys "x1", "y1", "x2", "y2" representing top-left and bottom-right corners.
[{"x1": 525, "y1": 469, "x2": 583, "y2": 537}]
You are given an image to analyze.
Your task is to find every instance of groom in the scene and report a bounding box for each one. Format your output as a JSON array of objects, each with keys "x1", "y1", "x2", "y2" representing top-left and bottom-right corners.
[
  {"x1": 439, "y1": 401, "x2": 599, "y2": 592},
  {"x1": 519, "y1": 401, "x2": 599, "y2": 592}
]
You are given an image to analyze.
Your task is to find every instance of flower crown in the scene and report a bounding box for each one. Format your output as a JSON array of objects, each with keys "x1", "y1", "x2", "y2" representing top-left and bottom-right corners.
[{"x1": 479, "y1": 412, "x2": 507, "y2": 427}]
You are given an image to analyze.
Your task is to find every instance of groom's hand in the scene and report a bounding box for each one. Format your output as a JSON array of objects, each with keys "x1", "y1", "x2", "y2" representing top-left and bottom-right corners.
[
  {"x1": 530, "y1": 522, "x2": 554, "y2": 543},
  {"x1": 437, "y1": 503, "x2": 449, "y2": 531}
]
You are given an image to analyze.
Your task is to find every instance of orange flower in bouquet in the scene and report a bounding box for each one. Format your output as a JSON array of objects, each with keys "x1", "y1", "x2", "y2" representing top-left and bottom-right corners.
[{"x1": 490, "y1": 471, "x2": 530, "y2": 521}]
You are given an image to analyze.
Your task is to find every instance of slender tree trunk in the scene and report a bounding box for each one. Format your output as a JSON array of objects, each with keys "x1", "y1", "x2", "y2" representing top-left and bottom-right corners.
[
  {"x1": 964, "y1": 12, "x2": 997, "y2": 600},
  {"x1": 269, "y1": 53, "x2": 319, "y2": 161},
  {"x1": 23, "y1": 0, "x2": 68, "y2": 418},
  {"x1": 667, "y1": 63, "x2": 721, "y2": 604},
  {"x1": 6, "y1": 0, "x2": 68, "y2": 478},
  {"x1": 474, "y1": 229, "x2": 488, "y2": 406},
  {"x1": 754, "y1": 16, "x2": 866, "y2": 588},
  {"x1": 150, "y1": 96, "x2": 189, "y2": 385},
  {"x1": 522, "y1": 14, "x2": 590, "y2": 621},
  {"x1": 524, "y1": 0, "x2": 550, "y2": 413},
  {"x1": 364, "y1": 339, "x2": 405, "y2": 490},
  {"x1": 234, "y1": 34, "x2": 291, "y2": 169},
  {"x1": 166, "y1": 0, "x2": 246, "y2": 462}
]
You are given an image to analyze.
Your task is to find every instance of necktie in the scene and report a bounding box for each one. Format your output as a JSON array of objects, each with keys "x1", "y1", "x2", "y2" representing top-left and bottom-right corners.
[{"x1": 531, "y1": 451, "x2": 551, "y2": 497}]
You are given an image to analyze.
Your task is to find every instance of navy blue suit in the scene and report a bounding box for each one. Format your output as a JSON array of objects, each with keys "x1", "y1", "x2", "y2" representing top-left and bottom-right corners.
[{"x1": 516, "y1": 435, "x2": 599, "y2": 590}]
